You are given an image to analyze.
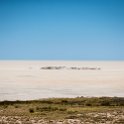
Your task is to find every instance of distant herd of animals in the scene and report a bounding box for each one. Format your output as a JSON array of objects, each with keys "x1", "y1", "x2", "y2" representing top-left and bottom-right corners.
[{"x1": 40, "y1": 66, "x2": 101, "y2": 70}]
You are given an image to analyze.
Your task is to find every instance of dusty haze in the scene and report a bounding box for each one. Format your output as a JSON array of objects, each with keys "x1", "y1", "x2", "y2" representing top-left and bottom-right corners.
[{"x1": 0, "y1": 61, "x2": 124, "y2": 101}]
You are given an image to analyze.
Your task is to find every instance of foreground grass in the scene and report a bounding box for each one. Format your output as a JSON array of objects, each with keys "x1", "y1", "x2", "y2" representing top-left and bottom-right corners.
[{"x1": 0, "y1": 97, "x2": 124, "y2": 123}]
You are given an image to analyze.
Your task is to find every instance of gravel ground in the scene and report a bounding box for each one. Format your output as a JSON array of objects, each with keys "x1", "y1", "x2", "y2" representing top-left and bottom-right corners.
[{"x1": 0, "y1": 110, "x2": 124, "y2": 124}]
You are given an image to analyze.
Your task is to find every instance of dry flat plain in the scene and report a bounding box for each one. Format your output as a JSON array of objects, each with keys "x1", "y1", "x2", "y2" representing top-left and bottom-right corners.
[
  {"x1": 0, "y1": 61, "x2": 124, "y2": 101},
  {"x1": 0, "y1": 61, "x2": 124, "y2": 124}
]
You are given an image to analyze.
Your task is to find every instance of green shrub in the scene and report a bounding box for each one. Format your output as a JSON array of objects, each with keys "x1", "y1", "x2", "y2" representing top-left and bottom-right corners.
[
  {"x1": 101, "y1": 101, "x2": 110, "y2": 106},
  {"x1": 59, "y1": 108, "x2": 67, "y2": 111},
  {"x1": 29, "y1": 108, "x2": 34, "y2": 113}
]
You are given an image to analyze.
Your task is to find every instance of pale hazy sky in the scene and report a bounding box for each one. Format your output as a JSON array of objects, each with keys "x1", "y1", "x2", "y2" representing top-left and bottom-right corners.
[{"x1": 0, "y1": 0, "x2": 124, "y2": 60}]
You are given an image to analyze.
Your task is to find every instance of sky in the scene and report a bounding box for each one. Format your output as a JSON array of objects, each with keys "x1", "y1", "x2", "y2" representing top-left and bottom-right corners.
[{"x1": 0, "y1": 0, "x2": 124, "y2": 60}]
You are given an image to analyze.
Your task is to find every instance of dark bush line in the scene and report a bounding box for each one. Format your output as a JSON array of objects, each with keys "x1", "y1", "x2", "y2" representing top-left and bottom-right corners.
[
  {"x1": 29, "y1": 106, "x2": 67, "y2": 113},
  {"x1": 0, "y1": 97, "x2": 124, "y2": 106},
  {"x1": 0, "y1": 99, "x2": 52, "y2": 105},
  {"x1": 0, "y1": 100, "x2": 35, "y2": 105}
]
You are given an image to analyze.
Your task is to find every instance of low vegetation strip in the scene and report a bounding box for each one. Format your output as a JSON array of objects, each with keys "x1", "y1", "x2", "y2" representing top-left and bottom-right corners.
[
  {"x1": 0, "y1": 97, "x2": 124, "y2": 106},
  {"x1": 0, "y1": 97, "x2": 124, "y2": 124}
]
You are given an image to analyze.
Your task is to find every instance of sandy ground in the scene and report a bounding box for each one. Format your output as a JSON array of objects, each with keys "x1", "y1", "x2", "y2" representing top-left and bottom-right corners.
[{"x1": 0, "y1": 61, "x2": 124, "y2": 100}]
